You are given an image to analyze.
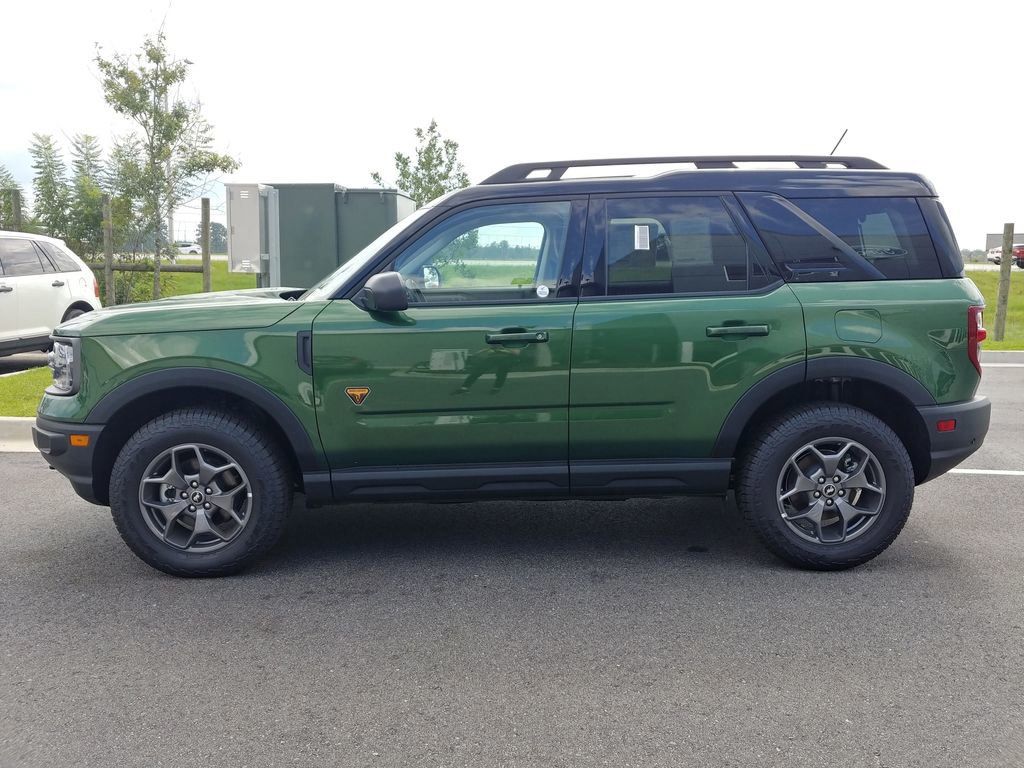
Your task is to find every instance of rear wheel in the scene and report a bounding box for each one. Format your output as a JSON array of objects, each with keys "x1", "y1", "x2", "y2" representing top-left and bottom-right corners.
[
  {"x1": 737, "y1": 403, "x2": 914, "y2": 570},
  {"x1": 109, "y1": 408, "x2": 292, "y2": 577}
]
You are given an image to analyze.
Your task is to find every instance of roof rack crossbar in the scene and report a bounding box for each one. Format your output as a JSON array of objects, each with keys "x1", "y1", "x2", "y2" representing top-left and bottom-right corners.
[{"x1": 480, "y1": 155, "x2": 887, "y2": 184}]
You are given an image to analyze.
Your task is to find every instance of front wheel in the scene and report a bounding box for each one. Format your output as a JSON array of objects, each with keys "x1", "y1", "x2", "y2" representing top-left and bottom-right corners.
[
  {"x1": 737, "y1": 403, "x2": 914, "y2": 570},
  {"x1": 109, "y1": 408, "x2": 292, "y2": 577}
]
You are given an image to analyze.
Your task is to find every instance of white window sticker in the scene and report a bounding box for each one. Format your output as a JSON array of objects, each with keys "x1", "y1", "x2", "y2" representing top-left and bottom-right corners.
[
  {"x1": 535, "y1": 284, "x2": 550, "y2": 298},
  {"x1": 634, "y1": 224, "x2": 650, "y2": 251}
]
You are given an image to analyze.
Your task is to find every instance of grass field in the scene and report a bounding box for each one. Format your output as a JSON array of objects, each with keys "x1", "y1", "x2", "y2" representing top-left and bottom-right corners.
[
  {"x1": 968, "y1": 270, "x2": 1023, "y2": 350},
  {"x1": 0, "y1": 367, "x2": 52, "y2": 417},
  {"x1": 162, "y1": 259, "x2": 257, "y2": 296}
]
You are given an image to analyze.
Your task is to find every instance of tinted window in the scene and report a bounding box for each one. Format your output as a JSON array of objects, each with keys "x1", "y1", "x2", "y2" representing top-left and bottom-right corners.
[
  {"x1": 603, "y1": 197, "x2": 760, "y2": 295},
  {"x1": 0, "y1": 239, "x2": 47, "y2": 276},
  {"x1": 792, "y1": 198, "x2": 941, "y2": 279},
  {"x1": 393, "y1": 201, "x2": 572, "y2": 304},
  {"x1": 741, "y1": 194, "x2": 941, "y2": 282},
  {"x1": 38, "y1": 242, "x2": 81, "y2": 273}
]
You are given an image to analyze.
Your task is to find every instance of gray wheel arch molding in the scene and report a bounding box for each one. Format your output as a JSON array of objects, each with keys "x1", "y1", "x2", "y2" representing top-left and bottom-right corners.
[
  {"x1": 712, "y1": 357, "x2": 937, "y2": 459},
  {"x1": 87, "y1": 367, "x2": 327, "y2": 472}
]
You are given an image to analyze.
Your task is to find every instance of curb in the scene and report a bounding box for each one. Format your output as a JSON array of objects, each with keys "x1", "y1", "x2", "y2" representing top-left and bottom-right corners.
[{"x1": 0, "y1": 416, "x2": 36, "y2": 453}]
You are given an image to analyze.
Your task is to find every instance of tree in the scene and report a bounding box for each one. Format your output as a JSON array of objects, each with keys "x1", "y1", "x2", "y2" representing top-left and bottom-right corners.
[
  {"x1": 197, "y1": 220, "x2": 227, "y2": 253},
  {"x1": 103, "y1": 135, "x2": 148, "y2": 255},
  {"x1": 0, "y1": 163, "x2": 25, "y2": 230},
  {"x1": 66, "y1": 134, "x2": 105, "y2": 257},
  {"x1": 95, "y1": 31, "x2": 239, "y2": 297},
  {"x1": 29, "y1": 133, "x2": 70, "y2": 238},
  {"x1": 371, "y1": 120, "x2": 469, "y2": 207}
]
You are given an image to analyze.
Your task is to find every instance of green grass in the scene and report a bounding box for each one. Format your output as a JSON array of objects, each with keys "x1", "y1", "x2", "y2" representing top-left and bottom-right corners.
[
  {"x1": 0, "y1": 367, "x2": 52, "y2": 417},
  {"x1": 968, "y1": 270, "x2": 1024, "y2": 350},
  {"x1": 438, "y1": 263, "x2": 533, "y2": 288},
  {"x1": 164, "y1": 259, "x2": 257, "y2": 296}
]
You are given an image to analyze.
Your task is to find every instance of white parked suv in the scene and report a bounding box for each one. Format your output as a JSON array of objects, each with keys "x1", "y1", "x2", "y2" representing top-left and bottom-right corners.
[{"x1": 0, "y1": 231, "x2": 102, "y2": 356}]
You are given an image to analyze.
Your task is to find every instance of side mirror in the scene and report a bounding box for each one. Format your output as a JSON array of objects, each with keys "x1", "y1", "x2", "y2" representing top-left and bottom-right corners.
[{"x1": 352, "y1": 271, "x2": 408, "y2": 313}]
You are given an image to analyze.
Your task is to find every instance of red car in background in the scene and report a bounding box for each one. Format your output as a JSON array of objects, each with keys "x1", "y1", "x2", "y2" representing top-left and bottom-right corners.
[{"x1": 1015, "y1": 243, "x2": 1024, "y2": 269}]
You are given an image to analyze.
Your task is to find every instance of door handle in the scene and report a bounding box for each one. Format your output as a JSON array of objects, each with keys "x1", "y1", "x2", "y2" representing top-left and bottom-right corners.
[
  {"x1": 0, "y1": 285, "x2": 12, "y2": 293},
  {"x1": 51, "y1": 280, "x2": 65, "y2": 287},
  {"x1": 706, "y1": 324, "x2": 770, "y2": 338},
  {"x1": 485, "y1": 330, "x2": 549, "y2": 344}
]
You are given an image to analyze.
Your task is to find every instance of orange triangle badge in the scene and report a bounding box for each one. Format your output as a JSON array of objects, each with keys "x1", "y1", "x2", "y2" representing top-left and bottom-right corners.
[{"x1": 345, "y1": 387, "x2": 370, "y2": 405}]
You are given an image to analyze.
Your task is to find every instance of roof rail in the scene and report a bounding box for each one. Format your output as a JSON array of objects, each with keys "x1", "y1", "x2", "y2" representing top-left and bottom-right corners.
[{"x1": 480, "y1": 155, "x2": 888, "y2": 184}]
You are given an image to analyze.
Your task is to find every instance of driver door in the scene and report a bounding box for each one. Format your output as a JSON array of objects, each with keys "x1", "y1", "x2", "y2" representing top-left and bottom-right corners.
[{"x1": 312, "y1": 198, "x2": 586, "y2": 498}]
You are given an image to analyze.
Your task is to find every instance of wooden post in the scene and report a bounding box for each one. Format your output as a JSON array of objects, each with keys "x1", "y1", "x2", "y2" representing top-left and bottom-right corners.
[
  {"x1": 102, "y1": 194, "x2": 115, "y2": 306},
  {"x1": 993, "y1": 222, "x2": 1014, "y2": 342},
  {"x1": 12, "y1": 189, "x2": 23, "y2": 230},
  {"x1": 201, "y1": 197, "x2": 212, "y2": 293}
]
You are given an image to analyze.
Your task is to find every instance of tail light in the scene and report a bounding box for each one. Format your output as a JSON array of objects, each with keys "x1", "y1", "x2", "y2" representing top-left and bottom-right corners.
[
  {"x1": 93, "y1": 278, "x2": 100, "y2": 299},
  {"x1": 968, "y1": 305, "x2": 986, "y2": 375}
]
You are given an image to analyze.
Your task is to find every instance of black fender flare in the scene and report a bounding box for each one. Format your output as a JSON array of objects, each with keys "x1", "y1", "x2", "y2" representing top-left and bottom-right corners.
[
  {"x1": 87, "y1": 367, "x2": 326, "y2": 471},
  {"x1": 712, "y1": 357, "x2": 936, "y2": 458}
]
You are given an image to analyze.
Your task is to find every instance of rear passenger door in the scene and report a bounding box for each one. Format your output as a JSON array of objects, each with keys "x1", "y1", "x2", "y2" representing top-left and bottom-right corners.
[{"x1": 568, "y1": 194, "x2": 805, "y2": 489}]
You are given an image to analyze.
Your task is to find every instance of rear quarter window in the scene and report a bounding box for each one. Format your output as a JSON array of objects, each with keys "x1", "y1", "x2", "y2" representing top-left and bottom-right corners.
[
  {"x1": 38, "y1": 242, "x2": 82, "y2": 273},
  {"x1": 792, "y1": 198, "x2": 941, "y2": 280},
  {"x1": 740, "y1": 195, "x2": 942, "y2": 281}
]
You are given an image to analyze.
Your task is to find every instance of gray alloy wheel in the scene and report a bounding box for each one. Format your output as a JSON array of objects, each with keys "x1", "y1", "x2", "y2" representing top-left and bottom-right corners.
[
  {"x1": 776, "y1": 437, "x2": 886, "y2": 545},
  {"x1": 138, "y1": 442, "x2": 253, "y2": 552}
]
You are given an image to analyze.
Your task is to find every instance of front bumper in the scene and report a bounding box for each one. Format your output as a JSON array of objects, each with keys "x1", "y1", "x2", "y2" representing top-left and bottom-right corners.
[
  {"x1": 33, "y1": 416, "x2": 106, "y2": 505},
  {"x1": 916, "y1": 396, "x2": 991, "y2": 483}
]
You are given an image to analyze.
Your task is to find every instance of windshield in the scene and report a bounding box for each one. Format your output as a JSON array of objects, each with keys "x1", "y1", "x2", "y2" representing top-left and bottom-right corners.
[{"x1": 303, "y1": 206, "x2": 434, "y2": 300}]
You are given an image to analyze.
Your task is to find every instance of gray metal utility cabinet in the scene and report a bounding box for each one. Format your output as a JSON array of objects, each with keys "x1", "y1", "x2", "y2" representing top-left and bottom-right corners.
[{"x1": 226, "y1": 183, "x2": 414, "y2": 288}]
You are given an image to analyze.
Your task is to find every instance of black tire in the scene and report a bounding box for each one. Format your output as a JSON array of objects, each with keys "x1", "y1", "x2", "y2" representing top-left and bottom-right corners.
[
  {"x1": 736, "y1": 402, "x2": 914, "y2": 570},
  {"x1": 62, "y1": 308, "x2": 86, "y2": 322},
  {"x1": 109, "y1": 408, "x2": 292, "y2": 577}
]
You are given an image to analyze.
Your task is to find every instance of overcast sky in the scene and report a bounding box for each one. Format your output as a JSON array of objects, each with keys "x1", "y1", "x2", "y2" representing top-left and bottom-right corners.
[{"x1": 2, "y1": 0, "x2": 1021, "y2": 247}]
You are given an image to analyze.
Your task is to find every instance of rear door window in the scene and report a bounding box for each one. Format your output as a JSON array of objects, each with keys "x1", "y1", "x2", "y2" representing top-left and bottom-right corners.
[
  {"x1": 0, "y1": 239, "x2": 47, "y2": 276},
  {"x1": 596, "y1": 196, "x2": 774, "y2": 296}
]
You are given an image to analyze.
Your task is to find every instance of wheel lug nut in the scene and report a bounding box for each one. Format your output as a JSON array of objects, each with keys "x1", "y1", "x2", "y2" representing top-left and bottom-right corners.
[
  {"x1": 188, "y1": 505, "x2": 196, "y2": 512},
  {"x1": 838, "y1": 490, "x2": 845, "y2": 496},
  {"x1": 813, "y1": 491, "x2": 821, "y2": 498},
  {"x1": 204, "y1": 502, "x2": 211, "y2": 509},
  {"x1": 191, "y1": 481, "x2": 198, "y2": 488},
  {"x1": 180, "y1": 491, "x2": 188, "y2": 498},
  {"x1": 818, "y1": 477, "x2": 825, "y2": 484},
  {"x1": 825, "y1": 499, "x2": 834, "y2": 506},
  {"x1": 833, "y1": 476, "x2": 840, "y2": 482},
  {"x1": 205, "y1": 488, "x2": 212, "y2": 494}
]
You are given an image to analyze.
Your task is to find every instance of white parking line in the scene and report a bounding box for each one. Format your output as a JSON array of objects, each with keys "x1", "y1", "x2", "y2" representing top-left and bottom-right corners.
[
  {"x1": 949, "y1": 468, "x2": 1024, "y2": 476},
  {"x1": 984, "y1": 364, "x2": 1024, "y2": 368}
]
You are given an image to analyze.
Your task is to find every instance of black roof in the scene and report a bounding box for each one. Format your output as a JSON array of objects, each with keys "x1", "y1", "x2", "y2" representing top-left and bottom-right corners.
[{"x1": 442, "y1": 156, "x2": 937, "y2": 206}]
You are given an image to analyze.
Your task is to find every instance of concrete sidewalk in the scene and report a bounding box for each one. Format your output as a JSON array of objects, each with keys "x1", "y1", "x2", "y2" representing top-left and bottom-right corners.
[{"x1": 0, "y1": 416, "x2": 34, "y2": 452}]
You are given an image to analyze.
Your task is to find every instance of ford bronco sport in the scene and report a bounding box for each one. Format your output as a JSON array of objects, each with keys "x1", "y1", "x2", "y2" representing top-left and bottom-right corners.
[{"x1": 33, "y1": 155, "x2": 991, "y2": 577}]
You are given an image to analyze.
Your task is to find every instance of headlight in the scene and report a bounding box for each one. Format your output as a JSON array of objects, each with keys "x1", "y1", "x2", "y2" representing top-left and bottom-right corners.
[{"x1": 47, "y1": 339, "x2": 79, "y2": 395}]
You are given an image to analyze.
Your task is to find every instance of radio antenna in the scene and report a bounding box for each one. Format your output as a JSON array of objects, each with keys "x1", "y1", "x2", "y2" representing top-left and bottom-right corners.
[{"x1": 829, "y1": 129, "x2": 849, "y2": 156}]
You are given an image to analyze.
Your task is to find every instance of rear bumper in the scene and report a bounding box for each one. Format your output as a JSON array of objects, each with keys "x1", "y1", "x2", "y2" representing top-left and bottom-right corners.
[
  {"x1": 33, "y1": 416, "x2": 106, "y2": 505},
  {"x1": 917, "y1": 396, "x2": 991, "y2": 483}
]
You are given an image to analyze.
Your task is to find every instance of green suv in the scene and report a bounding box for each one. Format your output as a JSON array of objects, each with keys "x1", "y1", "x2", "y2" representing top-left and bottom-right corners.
[{"x1": 33, "y1": 156, "x2": 991, "y2": 576}]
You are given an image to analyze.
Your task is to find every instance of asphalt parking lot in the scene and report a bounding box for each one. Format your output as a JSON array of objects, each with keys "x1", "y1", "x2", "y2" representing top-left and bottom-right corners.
[{"x1": 1, "y1": 359, "x2": 1022, "y2": 767}]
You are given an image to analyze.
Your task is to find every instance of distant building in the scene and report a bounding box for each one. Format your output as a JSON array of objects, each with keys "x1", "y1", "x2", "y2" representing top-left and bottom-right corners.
[{"x1": 986, "y1": 231, "x2": 1022, "y2": 250}]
